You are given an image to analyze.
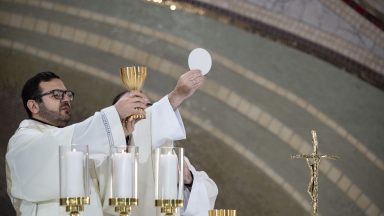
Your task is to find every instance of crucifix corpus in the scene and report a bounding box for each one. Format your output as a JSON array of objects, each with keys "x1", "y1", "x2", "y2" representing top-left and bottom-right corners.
[{"x1": 291, "y1": 130, "x2": 340, "y2": 216}]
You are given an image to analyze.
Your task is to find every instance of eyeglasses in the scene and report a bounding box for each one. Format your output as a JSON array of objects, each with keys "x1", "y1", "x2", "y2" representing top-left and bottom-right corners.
[{"x1": 34, "y1": 89, "x2": 75, "y2": 101}]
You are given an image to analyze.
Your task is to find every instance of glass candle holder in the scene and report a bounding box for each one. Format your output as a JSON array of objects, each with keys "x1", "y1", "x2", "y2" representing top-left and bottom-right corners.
[
  {"x1": 155, "y1": 147, "x2": 184, "y2": 216},
  {"x1": 59, "y1": 144, "x2": 90, "y2": 216},
  {"x1": 109, "y1": 145, "x2": 139, "y2": 216}
]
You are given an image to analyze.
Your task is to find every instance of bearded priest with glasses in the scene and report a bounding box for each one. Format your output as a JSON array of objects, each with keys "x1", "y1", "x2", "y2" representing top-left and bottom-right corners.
[{"x1": 6, "y1": 71, "x2": 148, "y2": 215}]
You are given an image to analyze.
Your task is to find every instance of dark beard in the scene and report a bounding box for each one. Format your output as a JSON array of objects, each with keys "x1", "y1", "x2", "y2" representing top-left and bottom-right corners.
[{"x1": 39, "y1": 102, "x2": 71, "y2": 127}]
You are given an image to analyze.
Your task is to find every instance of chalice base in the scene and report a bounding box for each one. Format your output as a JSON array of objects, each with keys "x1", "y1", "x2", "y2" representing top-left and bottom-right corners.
[{"x1": 129, "y1": 108, "x2": 146, "y2": 120}]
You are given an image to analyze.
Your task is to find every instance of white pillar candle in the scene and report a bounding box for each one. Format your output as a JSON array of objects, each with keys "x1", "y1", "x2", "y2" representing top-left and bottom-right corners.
[
  {"x1": 112, "y1": 152, "x2": 134, "y2": 197},
  {"x1": 159, "y1": 153, "x2": 178, "y2": 199},
  {"x1": 63, "y1": 150, "x2": 85, "y2": 197}
]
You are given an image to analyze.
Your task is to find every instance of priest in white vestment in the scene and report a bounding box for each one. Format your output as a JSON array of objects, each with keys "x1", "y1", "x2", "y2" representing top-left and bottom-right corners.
[
  {"x1": 6, "y1": 70, "x2": 217, "y2": 216},
  {"x1": 6, "y1": 71, "x2": 148, "y2": 216},
  {"x1": 99, "y1": 77, "x2": 218, "y2": 216}
]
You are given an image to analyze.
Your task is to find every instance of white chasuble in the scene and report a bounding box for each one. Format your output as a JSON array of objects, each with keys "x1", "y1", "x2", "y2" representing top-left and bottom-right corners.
[
  {"x1": 6, "y1": 106, "x2": 125, "y2": 216},
  {"x1": 99, "y1": 96, "x2": 218, "y2": 216},
  {"x1": 181, "y1": 157, "x2": 218, "y2": 216}
]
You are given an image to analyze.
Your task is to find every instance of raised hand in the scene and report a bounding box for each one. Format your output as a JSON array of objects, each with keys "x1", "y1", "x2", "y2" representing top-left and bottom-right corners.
[
  {"x1": 168, "y1": 70, "x2": 204, "y2": 110},
  {"x1": 114, "y1": 90, "x2": 148, "y2": 120}
]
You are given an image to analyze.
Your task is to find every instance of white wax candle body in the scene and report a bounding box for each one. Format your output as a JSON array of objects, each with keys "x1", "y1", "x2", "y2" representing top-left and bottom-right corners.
[
  {"x1": 112, "y1": 152, "x2": 134, "y2": 197},
  {"x1": 159, "y1": 153, "x2": 178, "y2": 199},
  {"x1": 63, "y1": 151, "x2": 85, "y2": 197}
]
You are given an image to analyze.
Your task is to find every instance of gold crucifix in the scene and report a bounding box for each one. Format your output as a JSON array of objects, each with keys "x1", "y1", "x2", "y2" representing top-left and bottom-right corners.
[{"x1": 291, "y1": 130, "x2": 339, "y2": 216}]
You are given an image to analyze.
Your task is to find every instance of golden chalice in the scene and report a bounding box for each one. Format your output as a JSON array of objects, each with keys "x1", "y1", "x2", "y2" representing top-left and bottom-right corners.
[{"x1": 120, "y1": 66, "x2": 147, "y2": 119}]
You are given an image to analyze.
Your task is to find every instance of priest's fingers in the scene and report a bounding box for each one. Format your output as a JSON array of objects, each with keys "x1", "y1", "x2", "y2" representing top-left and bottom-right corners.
[
  {"x1": 191, "y1": 75, "x2": 204, "y2": 88},
  {"x1": 128, "y1": 91, "x2": 151, "y2": 104},
  {"x1": 167, "y1": 70, "x2": 203, "y2": 110},
  {"x1": 137, "y1": 93, "x2": 151, "y2": 106},
  {"x1": 122, "y1": 118, "x2": 129, "y2": 135},
  {"x1": 126, "y1": 117, "x2": 135, "y2": 134},
  {"x1": 115, "y1": 99, "x2": 146, "y2": 119},
  {"x1": 119, "y1": 91, "x2": 148, "y2": 104},
  {"x1": 130, "y1": 103, "x2": 147, "y2": 116},
  {"x1": 121, "y1": 116, "x2": 136, "y2": 136},
  {"x1": 125, "y1": 96, "x2": 149, "y2": 110},
  {"x1": 185, "y1": 69, "x2": 202, "y2": 79},
  {"x1": 186, "y1": 70, "x2": 203, "y2": 86},
  {"x1": 178, "y1": 70, "x2": 200, "y2": 84},
  {"x1": 130, "y1": 108, "x2": 146, "y2": 118},
  {"x1": 131, "y1": 101, "x2": 147, "y2": 110},
  {"x1": 119, "y1": 97, "x2": 147, "y2": 113},
  {"x1": 190, "y1": 70, "x2": 203, "y2": 80}
]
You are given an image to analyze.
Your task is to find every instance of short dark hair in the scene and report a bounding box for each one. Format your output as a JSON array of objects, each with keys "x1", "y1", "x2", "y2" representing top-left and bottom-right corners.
[
  {"x1": 112, "y1": 90, "x2": 152, "y2": 106},
  {"x1": 112, "y1": 90, "x2": 128, "y2": 105},
  {"x1": 22, "y1": 71, "x2": 60, "y2": 118}
]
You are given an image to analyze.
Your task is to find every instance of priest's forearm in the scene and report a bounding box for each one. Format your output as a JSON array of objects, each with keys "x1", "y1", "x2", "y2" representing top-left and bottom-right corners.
[
  {"x1": 168, "y1": 90, "x2": 186, "y2": 110},
  {"x1": 151, "y1": 96, "x2": 186, "y2": 148}
]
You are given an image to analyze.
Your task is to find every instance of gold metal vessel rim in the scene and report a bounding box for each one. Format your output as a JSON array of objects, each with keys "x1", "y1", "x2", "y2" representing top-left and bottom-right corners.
[
  {"x1": 59, "y1": 197, "x2": 90, "y2": 206},
  {"x1": 155, "y1": 199, "x2": 184, "y2": 207},
  {"x1": 109, "y1": 197, "x2": 139, "y2": 206}
]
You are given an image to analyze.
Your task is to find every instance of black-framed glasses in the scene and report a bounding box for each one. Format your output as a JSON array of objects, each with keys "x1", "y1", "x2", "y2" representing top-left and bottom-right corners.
[{"x1": 34, "y1": 89, "x2": 75, "y2": 101}]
